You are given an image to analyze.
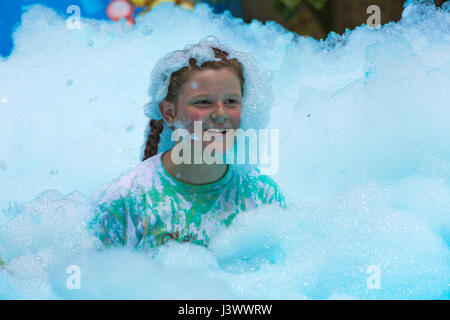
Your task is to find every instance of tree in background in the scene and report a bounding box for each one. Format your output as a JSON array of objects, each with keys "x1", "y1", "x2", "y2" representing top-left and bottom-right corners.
[{"x1": 273, "y1": 0, "x2": 328, "y2": 20}]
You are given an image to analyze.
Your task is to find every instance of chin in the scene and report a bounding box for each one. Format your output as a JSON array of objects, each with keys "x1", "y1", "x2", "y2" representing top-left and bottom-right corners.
[{"x1": 202, "y1": 142, "x2": 234, "y2": 157}]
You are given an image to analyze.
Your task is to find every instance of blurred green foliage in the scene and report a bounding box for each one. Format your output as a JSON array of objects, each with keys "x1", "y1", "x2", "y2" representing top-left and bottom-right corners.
[
  {"x1": 197, "y1": 0, "x2": 225, "y2": 4},
  {"x1": 193, "y1": 0, "x2": 329, "y2": 24},
  {"x1": 305, "y1": 0, "x2": 328, "y2": 10},
  {"x1": 273, "y1": 0, "x2": 328, "y2": 20}
]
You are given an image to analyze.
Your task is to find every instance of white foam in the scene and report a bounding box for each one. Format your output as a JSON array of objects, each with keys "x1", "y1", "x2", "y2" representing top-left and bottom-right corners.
[{"x1": 0, "y1": 1, "x2": 449, "y2": 299}]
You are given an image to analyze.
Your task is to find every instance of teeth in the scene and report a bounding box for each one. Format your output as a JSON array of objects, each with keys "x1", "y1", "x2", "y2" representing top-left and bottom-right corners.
[{"x1": 206, "y1": 128, "x2": 227, "y2": 133}]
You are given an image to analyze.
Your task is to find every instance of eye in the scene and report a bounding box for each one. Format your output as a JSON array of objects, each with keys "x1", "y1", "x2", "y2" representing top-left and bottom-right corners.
[
  {"x1": 224, "y1": 99, "x2": 240, "y2": 106},
  {"x1": 194, "y1": 100, "x2": 211, "y2": 107}
]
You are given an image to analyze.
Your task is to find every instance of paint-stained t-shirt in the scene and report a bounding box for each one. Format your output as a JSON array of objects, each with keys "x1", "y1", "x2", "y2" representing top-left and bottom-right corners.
[{"x1": 88, "y1": 152, "x2": 286, "y2": 252}]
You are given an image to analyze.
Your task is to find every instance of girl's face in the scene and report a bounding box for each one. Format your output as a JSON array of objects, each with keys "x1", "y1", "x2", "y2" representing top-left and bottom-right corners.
[{"x1": 161, "y1": 67, "x2": 243, "y2": 154}]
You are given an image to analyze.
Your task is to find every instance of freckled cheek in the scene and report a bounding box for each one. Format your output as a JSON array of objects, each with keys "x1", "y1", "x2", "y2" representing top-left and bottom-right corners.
[
  {"x1": 229, "y1": 108, "x2": 241, "y2": 128},
  {"x1": 187, "y1": 110, "x2": 211, "y2": 125},
  {"x1": 192, "y1": 111, "x2": 209, "y2": 121},
  {"x1": 176, "y1": 109, "x2": 209, "y2": 132},
  {"x1": 177, "y1": 108, "x2": 207, "y2": 122}
]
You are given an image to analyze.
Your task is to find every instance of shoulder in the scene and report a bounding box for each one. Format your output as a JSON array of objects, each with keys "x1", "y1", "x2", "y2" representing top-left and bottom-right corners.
[
  {"x1": 89, "y1": 154, "x2": 163, "y2": 205},
  {"x1": 239, "y1": 167, "x2": 280, "y2": 189},
  {"x1": 238, "y1": 167, "x2": 286, "y2": 208}
]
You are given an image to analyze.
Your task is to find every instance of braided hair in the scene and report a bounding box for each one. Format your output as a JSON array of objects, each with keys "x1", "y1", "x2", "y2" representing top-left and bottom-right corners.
[
  {"x1": 143, "y1": 119, "x2": 164, "y2": 161},
  {"x1": 141, "y1": 48, "x2": 244, "y2": 161}
]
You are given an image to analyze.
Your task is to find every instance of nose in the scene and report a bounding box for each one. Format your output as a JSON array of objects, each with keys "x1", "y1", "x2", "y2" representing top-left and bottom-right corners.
[{"x1": 211, "y1": 101, "x2": 228, "y2": 123}]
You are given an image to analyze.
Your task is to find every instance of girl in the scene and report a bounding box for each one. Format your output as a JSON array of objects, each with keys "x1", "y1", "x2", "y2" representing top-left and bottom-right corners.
[{"x1": 89, "y1": 39, "x2": 286, "y2": 252}]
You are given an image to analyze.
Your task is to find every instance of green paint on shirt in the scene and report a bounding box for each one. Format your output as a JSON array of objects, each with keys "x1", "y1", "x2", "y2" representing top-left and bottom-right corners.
[{"x1": 88, "y1": 152, "x2": 286, "y2": 252}]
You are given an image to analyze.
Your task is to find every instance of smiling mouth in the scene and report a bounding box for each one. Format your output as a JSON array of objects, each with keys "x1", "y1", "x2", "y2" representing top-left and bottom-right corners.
[{"x1": 204, "y1": 128, "x2": 231, "y2": 134}]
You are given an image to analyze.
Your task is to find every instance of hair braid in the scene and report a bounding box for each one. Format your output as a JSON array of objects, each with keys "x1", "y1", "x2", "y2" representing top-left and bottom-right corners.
[{"x1": 143, "y1": 119, "x2": 164, "y2": 161}]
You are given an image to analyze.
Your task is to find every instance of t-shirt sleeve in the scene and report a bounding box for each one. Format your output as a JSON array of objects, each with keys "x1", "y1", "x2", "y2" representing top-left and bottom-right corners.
[{"x1": 88, "y1": 184, "x2": 129, "y2": 248}]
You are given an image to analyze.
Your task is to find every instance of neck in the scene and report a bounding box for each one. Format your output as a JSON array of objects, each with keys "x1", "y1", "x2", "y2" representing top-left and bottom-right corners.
[{"x1": 161, "y1": 149, "x2": 228, "y2": 185}]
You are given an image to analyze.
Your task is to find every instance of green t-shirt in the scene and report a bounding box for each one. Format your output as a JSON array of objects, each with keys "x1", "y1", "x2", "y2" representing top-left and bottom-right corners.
[{"x1": 88, "y1": 152, "x2": 286, "y2": 252}]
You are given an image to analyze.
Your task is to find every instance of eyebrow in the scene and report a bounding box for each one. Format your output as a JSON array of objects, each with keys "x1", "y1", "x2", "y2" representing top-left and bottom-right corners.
[
  {"x1": 225, "y1": 93, "x2": 242, "y2": 98},
  {"x1": 189, "y1": 95, "x2": 211, "y2": 100},
  {"x1": 189, "y1": 93, "x2": 242, "y2": 100}
]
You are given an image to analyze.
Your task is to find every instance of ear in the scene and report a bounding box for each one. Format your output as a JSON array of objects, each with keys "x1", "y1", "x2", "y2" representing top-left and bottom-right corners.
[{"x1": 159, "y1": 100, "x2": 176, "y2": 124}]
